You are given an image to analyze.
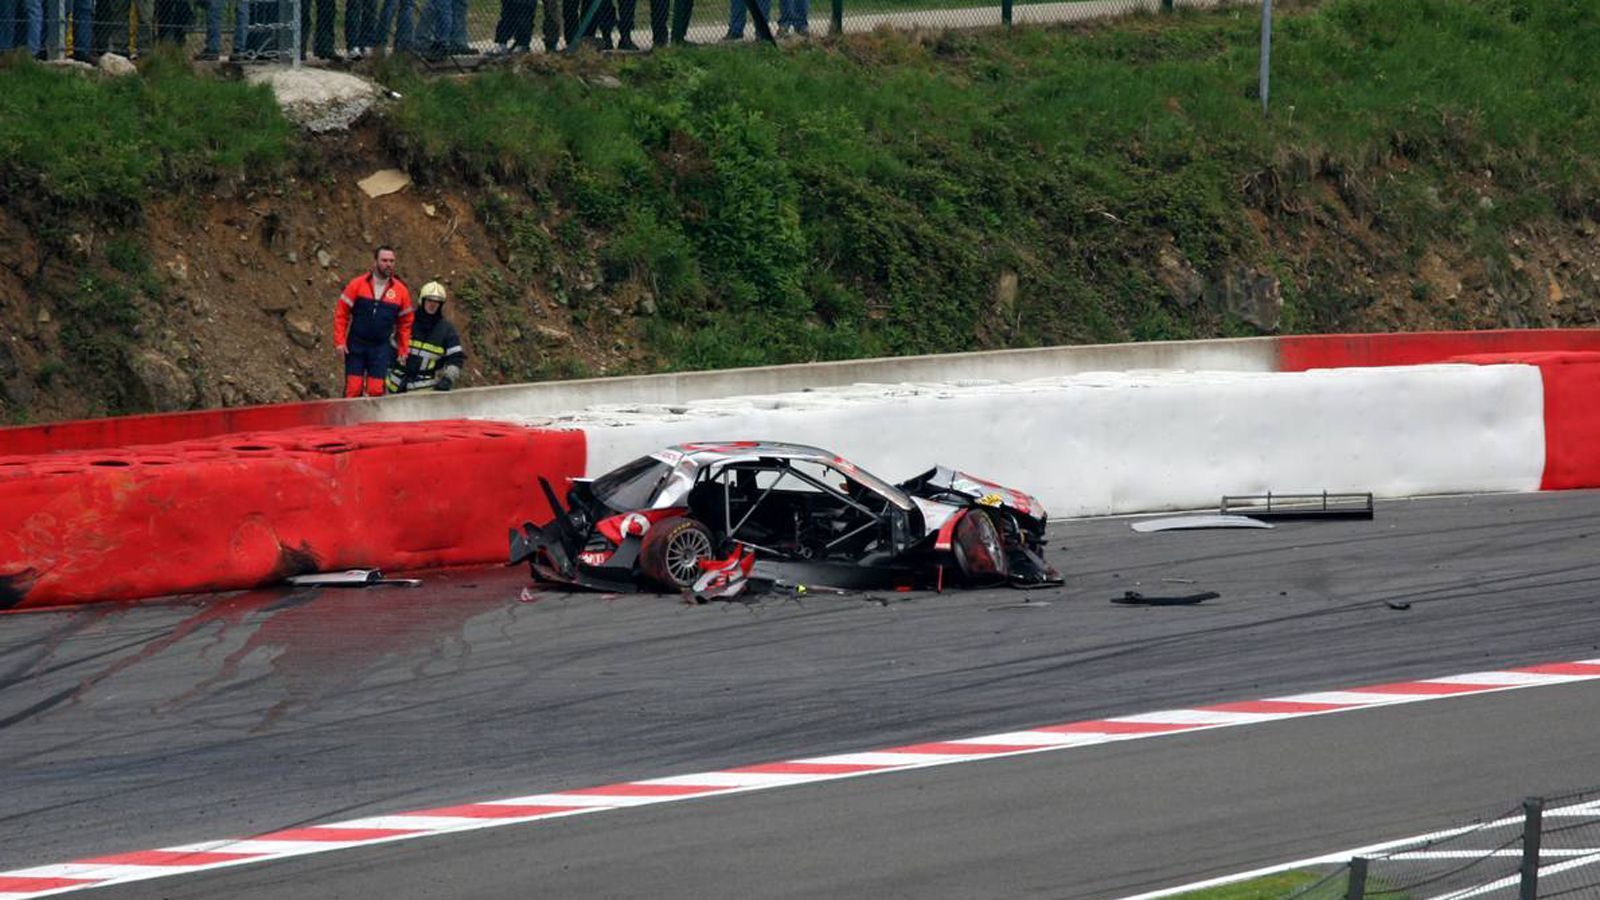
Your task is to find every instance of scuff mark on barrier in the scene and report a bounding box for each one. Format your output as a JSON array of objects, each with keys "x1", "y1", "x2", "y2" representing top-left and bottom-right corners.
[{"x1": 0, "y1": 567, "x2": 38, "y2": 611}]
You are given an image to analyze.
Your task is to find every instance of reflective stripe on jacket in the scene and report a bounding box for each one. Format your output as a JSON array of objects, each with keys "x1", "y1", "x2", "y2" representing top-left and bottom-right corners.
[
  {"x1": 387, "y1": 313, "x2": 465, "y2": 391},
  {"x1": 335, "y1": 272, "x2": 414, "y2": 358}
]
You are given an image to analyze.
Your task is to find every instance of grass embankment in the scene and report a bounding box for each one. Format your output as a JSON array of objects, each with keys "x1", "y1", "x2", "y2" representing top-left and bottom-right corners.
[
  {"x1": 381, "y1": 0, "x2": 1600, "y2": 369},
  {"x1": 1, "y1": 0, "x2": 1597, "y2": 384}
]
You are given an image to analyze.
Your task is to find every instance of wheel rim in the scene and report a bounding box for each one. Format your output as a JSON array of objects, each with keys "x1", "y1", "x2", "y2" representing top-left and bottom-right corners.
[{"x1": 666, "y1": 528, "x2": 714, "y2": 584}]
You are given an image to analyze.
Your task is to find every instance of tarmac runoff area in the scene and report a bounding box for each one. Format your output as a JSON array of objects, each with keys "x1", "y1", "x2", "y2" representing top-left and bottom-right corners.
[{"x1": 5, "y1": 489, "x2": 1600, "y2": 898}]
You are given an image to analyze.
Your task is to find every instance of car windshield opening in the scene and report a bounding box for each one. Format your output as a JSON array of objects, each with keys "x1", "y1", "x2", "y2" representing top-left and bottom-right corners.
[{"x1": 590, "y1": 456, "x2": 673, "y2": 512}]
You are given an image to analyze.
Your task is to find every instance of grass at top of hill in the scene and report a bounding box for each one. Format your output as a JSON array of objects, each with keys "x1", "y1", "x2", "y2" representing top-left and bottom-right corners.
[
  {"x1": 0, "y1": 48, "x2": 292, "y2": 218},
  {"x1": 1, "y1": 0, "x2": 1597, "y2": 376},
  {"x1": 377, "y1": 0, "x2": 1600, "y2": 368}
]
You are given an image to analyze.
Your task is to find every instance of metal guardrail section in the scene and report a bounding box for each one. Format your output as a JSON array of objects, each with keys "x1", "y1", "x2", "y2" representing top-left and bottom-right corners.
[
  {"x1": 1287, "y1": 788, "x2": 1600, "y2": 900},
  {"x1": 1219, "y1": 491, "x2": 1375, "y2": 520}
]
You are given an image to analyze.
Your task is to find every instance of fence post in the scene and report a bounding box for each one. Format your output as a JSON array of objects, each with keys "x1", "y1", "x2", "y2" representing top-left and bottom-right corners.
[
  {"x1": 1346, "y1": 856, "x2": 1368, "y2": 900},
  {"x1": 1000, "y1": 0, "x2": 1011, "y2": 27},
  {"x1": 830, "y1": 0, "x2": 840, "y2": 35},
  {"x1": 287, "y1": 0, "x2": 301, "y2": 65},
  {"x1": 568, "y1": 0, "x2": 604, "y2": 51},
  {"x1": 1161, "y1": 0, "x2": 1172, "y2": 11},
  {"x1": 1521, "y1": 797, "x2": 1544, "y2": 900},
  {"x1": 1258, "y1": 0, "x2": 1271, "y2": 115}
]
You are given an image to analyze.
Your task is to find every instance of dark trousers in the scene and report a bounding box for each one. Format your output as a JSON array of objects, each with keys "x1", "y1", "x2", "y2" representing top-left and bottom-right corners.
[
  {"x1": 668, "y1": 0, "x2": 689, "y2": 42},
  {"x1": 345, "y1": 0, "x2": 375, "y2": 47},
  {"x1": 559, "y1": 0, "x2": 577, "y2": 43},
  {"x1": 299, "y1": 0, "x2": 335, "y2": 57},
  {"x1": 493, "y1": 0, "x2": 532, "y2": 45}
]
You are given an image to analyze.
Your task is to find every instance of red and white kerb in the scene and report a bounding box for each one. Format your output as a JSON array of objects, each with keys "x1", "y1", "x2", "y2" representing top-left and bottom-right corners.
[{"x1": 4, "y1": 659, "x2": 1600, "y2": 898}]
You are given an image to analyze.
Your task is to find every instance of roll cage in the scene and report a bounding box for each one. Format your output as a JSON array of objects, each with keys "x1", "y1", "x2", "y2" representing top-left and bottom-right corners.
[{"x1": 686, "y1": 457, "x2": 918, "y2": 563}]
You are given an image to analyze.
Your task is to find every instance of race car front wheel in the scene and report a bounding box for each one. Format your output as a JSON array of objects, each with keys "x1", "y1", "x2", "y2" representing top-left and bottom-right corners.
[
  {"x1": 952, "y1": 509, "x2": 1010, "y2": 586},
  {"x1": 641, "y1": 517, "x2": 716, "y2": 591}
]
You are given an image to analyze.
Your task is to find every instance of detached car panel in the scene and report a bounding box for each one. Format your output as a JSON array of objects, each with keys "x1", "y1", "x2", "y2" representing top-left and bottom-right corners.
[{"x1": 510, "y1": 442, "x2": 1063, "y2": 594}]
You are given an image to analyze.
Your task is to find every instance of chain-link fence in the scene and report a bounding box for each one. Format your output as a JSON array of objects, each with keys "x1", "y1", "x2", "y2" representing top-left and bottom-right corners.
[
  {"x1": 1285, "y1": 787, "x2": 1600, "y2": 900},
  {"x1": 0, "y1": 0, "x2": 1220, "y2": 63}
]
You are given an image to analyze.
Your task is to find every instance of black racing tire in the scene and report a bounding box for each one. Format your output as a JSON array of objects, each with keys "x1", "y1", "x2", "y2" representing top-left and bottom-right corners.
[
  {"x1": 640, "y1": 516, "x2": 716, "y2": 591},
  {"x1": 952, "y1": 509, "x2": 1010, "y2": 586}
]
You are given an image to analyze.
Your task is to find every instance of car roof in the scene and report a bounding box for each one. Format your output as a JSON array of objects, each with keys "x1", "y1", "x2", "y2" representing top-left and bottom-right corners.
[{"x1": 664, "y1": 441, "x2": 840, "y2": 465}]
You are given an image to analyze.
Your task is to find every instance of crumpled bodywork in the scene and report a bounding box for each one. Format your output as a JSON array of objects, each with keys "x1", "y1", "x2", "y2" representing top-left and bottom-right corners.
[{"x1": 511, "y1": 443, "x2": 1063, "y2": 595}]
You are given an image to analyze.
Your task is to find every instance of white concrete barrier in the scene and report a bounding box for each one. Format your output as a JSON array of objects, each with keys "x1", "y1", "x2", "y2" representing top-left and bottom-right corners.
[
  {"x1": 370, "y1": 338, "x2": 1280, "y2": 424},
  {"x1": 496, "y1": 364, "x2": 1546, "y2": 518}
]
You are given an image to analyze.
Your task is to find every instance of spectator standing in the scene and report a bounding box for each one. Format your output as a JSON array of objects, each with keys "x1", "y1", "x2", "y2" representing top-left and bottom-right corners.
[
  {"x1": 447, "y1": 0, "x2": 468, "y2": 52},
  {"x1": 595, "y1": 0, "x2": 642, "y2": 49},
  {"x1": 375, "y1": 0, "x2": 415, "y2": 52},
  {"x1": 667, "y1": 0, "x2": 690, "y2": 44},
  {"x1": 60, "y1": 0, "x2": 92, "y2": 59},
  {"x1": 642, "y1": 0, "x2": 663, "y2": 47},
  {"x1": 298, "y1": 0, "x2": 335, "y2": 59},
  {"x1": 1, "y1": 0, "x2": 42, "y2": 56},
  {"x1": 415, "y1": 0, "x2": 450, "y2": 54},
  {"x1": 386, "y1": 281, "x2": 465, "y2": 393},
  {"x1": 154, "y1": 0, "x2": 192, "y2": 46},
  {"x1": 775, "y1": 0, "x2": 803, "y2": 35},
  {"x1": 198, "y1": 0, "x2": 246, "y2": 59},
  {"x1": 335, "y1": 246, "x2": 415, "y2": 398},
  {"x1": 346, "y1": 0, "x2": 376, "y2": 56},
  {"x1": 489, "y1": 0, "x2": 531, "y2": 53},
  {"x1": 721, "y1": 0, "x2": 765, "y2": 40}
]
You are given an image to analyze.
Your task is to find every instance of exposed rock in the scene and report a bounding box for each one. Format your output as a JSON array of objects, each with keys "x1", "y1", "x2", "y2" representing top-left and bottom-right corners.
[
  {"x1": 98, "y1": 53, "x2": 137, "y2": 77},
  {"x1": 1209, "y1": 266, "x2": 1283, "y2": 331},
  {"x1": 36, "y1": 308, "x2": 50, "y2": 325},
  {"x1": 127, "y1": 349, "x2": 197, "y2": 411},
  {"x1": 423, "y1": 203, "x2": 438, "y2": 218},
  {"x1": 534, "y1": 325, "x2": 569, "y2": 344},
  {"x1": 1155, "y1": 242, "x2": 1204, "y2": 307},
  {"x1": 591, "y1": 75, "x2": 623, "y2": 89},
  {"x1": 317, "y1": 248, "x2": 333, "y2": 268},
  {"x1": 246, "y1": 68, "x2": 383, "y2": 133},
  {"x1": 284, "y1": 313, "x2": 320, "y2": 349},
  {"x1": 358, "y1": 169, "x2": 411, "y2": 199},
  {"x1": 637, "y1": 296, "x2": 657, "y2": 316},
  {"x1": 44, "y1": 57, "x2": 96, "y2": 75},
  {"x1": 994, "y1": 269, "x2": 1018, "y2": 316},
  {"x1": 166, "y1": 257, "x2": 189, "y2": 281},
  {"x1": 287, "y1": 250, "x2": 299, "y2": 264},
  {"x1": 259, "y1": 291, "x2": 294, "y2": 314}
]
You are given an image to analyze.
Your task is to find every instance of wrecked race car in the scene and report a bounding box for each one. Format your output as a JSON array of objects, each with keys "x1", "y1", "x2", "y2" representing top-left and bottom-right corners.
[{"x1": 508, "y1": 441, "x2": 1062, "y2": 596}]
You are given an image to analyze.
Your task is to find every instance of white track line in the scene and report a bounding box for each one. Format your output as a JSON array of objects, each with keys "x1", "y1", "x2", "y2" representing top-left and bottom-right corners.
[{"x1": 5, "y1": 659, "x2": 1600, "y2": 898}]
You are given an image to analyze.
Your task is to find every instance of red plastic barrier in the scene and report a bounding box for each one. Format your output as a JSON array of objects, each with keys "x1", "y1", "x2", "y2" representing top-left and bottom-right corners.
[
  {"x1": 0, "y1": 398, "x2": 358, "y2": 457},
  {"x1": 0, "y1": 421, "x2": 586, "y2": 610},
  {"x1": 1447, "y1": 352, "x2": 1600, "y2": 492},
  {"x1": 1278, "y1": 330, "x2": 1600, "y2": 372}
]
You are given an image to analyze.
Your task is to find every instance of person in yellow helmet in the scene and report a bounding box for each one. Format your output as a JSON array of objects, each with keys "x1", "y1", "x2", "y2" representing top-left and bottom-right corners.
[{"x1": 388, "y1": 280, "x2": 466, "y2": 393}]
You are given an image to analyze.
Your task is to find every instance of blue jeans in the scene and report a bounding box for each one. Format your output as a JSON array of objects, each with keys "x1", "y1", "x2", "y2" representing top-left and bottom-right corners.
[
  {"x1": 375, "y1": 0, "x2": 414, "y2": 49},
  {"x1": 777, "y1": 0, "x2": 803, "y2": 30},
  {"x1": 203, "y1": 0, "x2": 245, "y2": 54},
  {"x1": 2, "y1": 0, "x2": 43, "y2": 52},
  {"x1": 3, "y1": 0, "x2": 15, "y2": 51},
  {"x1": 416, "y1": 0, "x2": 448, "y2": 45},
  {"x1": 724, "y1": 0, "x2": 766, "y2": 37}
]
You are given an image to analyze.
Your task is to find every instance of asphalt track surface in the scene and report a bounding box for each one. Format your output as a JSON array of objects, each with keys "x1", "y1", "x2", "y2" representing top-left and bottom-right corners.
[{"x1": 7, "y1": 490, "x2": 1600, "y2": 898}]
